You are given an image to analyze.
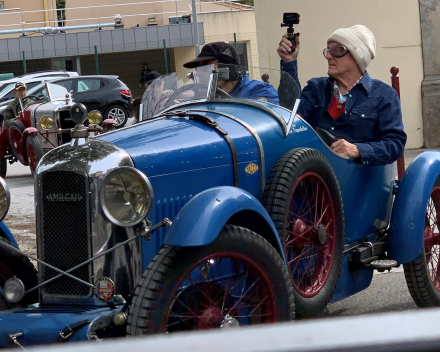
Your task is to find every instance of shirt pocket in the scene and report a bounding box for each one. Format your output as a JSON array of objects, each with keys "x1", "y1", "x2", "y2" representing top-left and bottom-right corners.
[
  {"x1": 307, "y1": 99, "x2": 326, "y2": 126},
  {"x1": 345, "y1": 105, "x2": 378, "y2": 140}
]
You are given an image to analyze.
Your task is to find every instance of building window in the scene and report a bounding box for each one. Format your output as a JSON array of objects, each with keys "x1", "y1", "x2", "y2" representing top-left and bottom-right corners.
[{"x1": 0, "y1": 2, "x2": 4, "y2": 10}]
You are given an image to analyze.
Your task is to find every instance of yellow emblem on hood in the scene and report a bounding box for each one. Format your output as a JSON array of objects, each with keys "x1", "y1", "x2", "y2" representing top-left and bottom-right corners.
[{"x1": 245, "y1": 163, "x2": 259, "y2": 175}]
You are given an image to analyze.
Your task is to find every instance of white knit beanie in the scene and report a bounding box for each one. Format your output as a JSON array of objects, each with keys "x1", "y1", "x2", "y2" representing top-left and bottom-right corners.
[{"x1": 327, "y1": 25, "x2": 376, "y2": 73}]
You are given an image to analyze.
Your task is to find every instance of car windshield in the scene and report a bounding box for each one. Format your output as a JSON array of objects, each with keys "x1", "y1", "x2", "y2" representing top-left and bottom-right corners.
[
  {"x1": 46, "y1": 83, "x2": 69, "y2": 101},
  {"x1": 140, "y1": 65, "x2": 300, "y2": 121},
  {"x1": 24, "y1": 82, "x2": 69, "y2": 103}
]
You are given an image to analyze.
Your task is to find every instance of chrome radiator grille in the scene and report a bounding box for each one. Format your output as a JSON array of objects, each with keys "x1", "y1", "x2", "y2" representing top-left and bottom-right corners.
[
  {"x1": 40, "y1": 171, "x2": 91, "y2": 297},
  {"x1": 59, "y1": 110, "x2": 74, "y2": 144}
]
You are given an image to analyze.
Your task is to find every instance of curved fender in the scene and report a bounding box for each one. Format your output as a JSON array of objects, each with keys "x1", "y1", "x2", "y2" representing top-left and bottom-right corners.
[
  {"x1": 22, "y1": 127, "x2": 38, "y2": 160},
  {"x1": 0, "y1": 221, "x2": 18, "y2": 247},
  {"x1": 164, "y1": 186, "x2": 285, "y2": 261},
  {"x1": 388, "y1": 151, "x2": 440, "y2": 263}
]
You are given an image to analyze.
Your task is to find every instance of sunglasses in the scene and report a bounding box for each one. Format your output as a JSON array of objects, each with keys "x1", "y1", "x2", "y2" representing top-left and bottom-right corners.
[{"x1": 323, "y1": 45, "x2": 349, "y2": 58}]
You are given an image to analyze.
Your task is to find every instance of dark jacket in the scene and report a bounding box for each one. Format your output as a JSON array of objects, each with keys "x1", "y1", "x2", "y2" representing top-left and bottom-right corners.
[
  {"x1": 281, "y1": 60, "x2": 407, "y2": 166},
  {"x1": 3, "y1": 97, "x2": 34, "y2": 127}
]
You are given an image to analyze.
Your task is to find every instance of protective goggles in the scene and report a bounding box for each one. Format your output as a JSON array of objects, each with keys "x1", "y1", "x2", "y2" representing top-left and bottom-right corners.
[{"x1": 323, "y1": 45, "x2": 349, "y2": 58}]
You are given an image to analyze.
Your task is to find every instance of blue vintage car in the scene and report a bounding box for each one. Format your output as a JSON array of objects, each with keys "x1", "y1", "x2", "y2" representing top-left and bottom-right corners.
[{"x1": 0, "y1": 64, "x2": 438, "y2": 347}]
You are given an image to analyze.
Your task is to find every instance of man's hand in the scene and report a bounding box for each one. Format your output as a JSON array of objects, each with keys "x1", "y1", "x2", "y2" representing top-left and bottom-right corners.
[
  {"x1": 277, "y1": 34, "x2": 300, "y2": 63},
  {"x1": 330, "y1": 139, "x2": 360, "y2": 158}
]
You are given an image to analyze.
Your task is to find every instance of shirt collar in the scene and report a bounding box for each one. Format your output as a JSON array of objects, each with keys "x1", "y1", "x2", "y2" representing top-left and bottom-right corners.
[{"x1": 327, "y1": 70, "x2": 372, "y2": 95}]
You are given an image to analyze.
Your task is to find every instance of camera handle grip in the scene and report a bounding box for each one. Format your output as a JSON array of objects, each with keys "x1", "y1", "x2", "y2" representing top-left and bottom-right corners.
[{"x1": 287, "y1": 32, "x2": 299, "y2": 52}]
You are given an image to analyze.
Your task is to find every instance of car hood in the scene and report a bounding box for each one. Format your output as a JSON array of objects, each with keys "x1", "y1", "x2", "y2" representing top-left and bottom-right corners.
[{"x1": 97, "y1": 102, "x2": 289, "y2": 178}]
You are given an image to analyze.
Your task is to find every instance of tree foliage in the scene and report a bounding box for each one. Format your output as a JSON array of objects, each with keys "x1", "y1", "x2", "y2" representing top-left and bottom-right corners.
[{"x1": 56, "y1": 0, "x2": 65, "y2": 8}]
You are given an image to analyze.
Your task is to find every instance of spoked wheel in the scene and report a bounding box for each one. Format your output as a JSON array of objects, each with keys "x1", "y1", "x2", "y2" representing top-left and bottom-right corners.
[
  {"x1": 263, "y1": 148, "x2": 344, "y2": 318},
  {"x1": 0, "y1": 237, "x2": 38, "y2": 310},
  {"x1": 404, "y1": 177, "x2": 440, "y2": 307},
  {"x1": 287, "y1": 172, "x2": 337, "y2": 296},
  {"x1": 9, "y1": 120, "x2": 28, "y2": 166},
  {"x1": 126, "y1": 225, "x2": 294, "y2": 335},
  {"x1": 26, "y1": 135, "x2": 43, "y2": 173}
]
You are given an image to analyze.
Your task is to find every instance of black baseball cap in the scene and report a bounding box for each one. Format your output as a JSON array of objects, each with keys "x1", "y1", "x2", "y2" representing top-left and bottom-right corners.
[
  {"x1": 183, "y1": 42, "x2": 240, "y2": 68},
  {"x1": 15, "y1": 82, "x2": 26, "y2": 90}
]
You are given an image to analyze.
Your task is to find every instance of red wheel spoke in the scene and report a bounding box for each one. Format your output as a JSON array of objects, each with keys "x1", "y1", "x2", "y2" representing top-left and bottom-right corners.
[
  {"x1": 164, "y1": 250, "x2": 277, "y2": 332},
  {"x1": 287, "y1": 245, "x2": 315, "y2": 266},
  {"x1": 425, "y1": 189, "x2": 440, "y2": 291},
  {"x1": 228, "y1": 276, "x2": 260, "y2": 313},
  {"x1": 284, "y1": 172, "x2": 337, "y2": 297}
]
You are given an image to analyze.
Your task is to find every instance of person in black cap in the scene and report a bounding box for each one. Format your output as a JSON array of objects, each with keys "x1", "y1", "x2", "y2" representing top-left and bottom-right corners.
[
  {"x1": 184, "y1": 42, "x2": 279, "y2": 104},
  {"x1": 3, "y1": 82, "x2": 34, "y2": 128}
]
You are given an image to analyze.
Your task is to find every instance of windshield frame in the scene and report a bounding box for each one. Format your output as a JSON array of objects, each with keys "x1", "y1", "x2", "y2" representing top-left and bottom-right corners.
[{"x1": 46, "y1": 82, "x2": 70, "y2": 102}]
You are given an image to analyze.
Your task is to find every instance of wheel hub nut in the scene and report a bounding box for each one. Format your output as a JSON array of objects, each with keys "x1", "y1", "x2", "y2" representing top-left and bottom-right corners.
[
  {"x1": 221, "y1": 314, "x2": 240, "y2": 329},
  {"x1": 314, "y1": 224, "x2": 327, "y2": 245}
]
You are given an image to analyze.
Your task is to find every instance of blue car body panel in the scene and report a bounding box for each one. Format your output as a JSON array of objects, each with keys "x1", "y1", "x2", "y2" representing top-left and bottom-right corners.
[
  {"x1": 388, "y1": 151, "x2": 440, "y2": 264},
  {"x1": 164, "y1": 186, "x2": 286, "y2": 261},
  {"x1": 0, "y1": 221, "x2": 18, "y2": 247},
  {"x1": 0, "y1": 305, "x2": 119, "y2": 347}
]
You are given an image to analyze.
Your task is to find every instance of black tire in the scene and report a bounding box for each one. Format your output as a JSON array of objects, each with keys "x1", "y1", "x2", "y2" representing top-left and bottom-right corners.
[
  {"x1": 404, "y1": 177, "x2": 440, "y2": 307},
  {"x1": 126, "y1": 225, "x2": 294, "y2": 335},
  {"x1": 9, "y1": 120, "x2": 29, "y2": 166},
  {"x1": 0, "y1": 237, "x2": 38, "y2": 309},
  {"x1": 262, "y1": 148, "x2": 344, "y2": 318},
  {"x1": 0, "y1": 158, "x2": 7, "y2": 178},
  {"x1": 104, "y1": 105, "x2": 128, "y2": 128},
  {"x1": 26, "y1": 134, "x2": 44, "y2": 174}
]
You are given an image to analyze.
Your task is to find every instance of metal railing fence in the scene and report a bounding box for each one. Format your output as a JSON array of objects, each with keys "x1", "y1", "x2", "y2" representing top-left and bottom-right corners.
[{"x1": 0, "y1": 32, "x2": 259, "y2": 99}]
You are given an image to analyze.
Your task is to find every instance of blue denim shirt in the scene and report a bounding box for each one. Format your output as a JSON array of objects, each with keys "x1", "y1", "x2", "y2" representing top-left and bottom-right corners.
[
  {"x1": 230, "y1": 75, "x2": 279, "y2": 105},
  {"x1": 281, "y1": 60, "x2": 407, "y2": 166}
]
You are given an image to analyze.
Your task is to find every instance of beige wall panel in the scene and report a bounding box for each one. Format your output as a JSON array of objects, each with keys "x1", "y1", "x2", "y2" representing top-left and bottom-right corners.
[
  {"x1": 198, "y1": 10, "x2": 255, "y2": 38},
  {"x1": 197, "y1": 11, "x2": 259, "y2": 69},
  {"x1": 0, "y1": 0, "x2": 53, "y2": 28},
  {"x1": 256, "y1": 0, "x2": 423, "y2": 148}
]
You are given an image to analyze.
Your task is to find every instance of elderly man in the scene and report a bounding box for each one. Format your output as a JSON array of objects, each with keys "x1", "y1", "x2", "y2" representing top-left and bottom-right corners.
[
  {"x1": 278, "y1": 25, "x2": 406, "y2": 166},
  {"x1": 3, "y1": 82, "x2": 34, "y2": 128},
  {"x1": 184, "y1": 42, "x2": 279, "y2": 104}
]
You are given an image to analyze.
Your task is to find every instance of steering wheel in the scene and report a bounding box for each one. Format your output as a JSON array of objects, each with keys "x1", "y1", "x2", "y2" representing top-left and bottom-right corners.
[
  {"x1": 164, "y1": 83, "x2": 231, "y2": 108},
  {"x1": 26, "y1": 94, "x2": 45, "y2": 102}
]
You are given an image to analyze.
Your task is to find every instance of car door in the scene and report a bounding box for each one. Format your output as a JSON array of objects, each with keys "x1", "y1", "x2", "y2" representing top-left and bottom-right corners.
[{"x1": 73, "y1": 78, "x2": 108, "y2": 112}]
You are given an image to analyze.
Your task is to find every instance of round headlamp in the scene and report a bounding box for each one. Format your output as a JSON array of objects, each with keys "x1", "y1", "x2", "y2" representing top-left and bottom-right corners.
[
  {"x1": 0, "y1": 177, "x2": 10, "y2": 222},
  {"x1": 88, "y1": 110, "x2": 103, "y2": 125},
  {"x1": 101, "y1": 167, "x2": 153, "y2": 227},
  {"x1": 4, "y1": 277, "x2": 25, "y2": 303},
  {"x1": 70, "y1": 103, "x2": 88, "y2": 125},
  {"x1": 40, "y1": 116, "x2": 53, "y2": 130}
]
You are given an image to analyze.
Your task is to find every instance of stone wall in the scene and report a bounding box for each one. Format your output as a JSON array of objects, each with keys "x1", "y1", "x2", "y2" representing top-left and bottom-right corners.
[{"x1": 420, "y1": 0, "x2": 440, "y2": 148}]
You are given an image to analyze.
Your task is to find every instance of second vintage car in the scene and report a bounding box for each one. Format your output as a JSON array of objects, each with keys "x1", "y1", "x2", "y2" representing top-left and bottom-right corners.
[{"x1": 0, "y1": 83, "x2": 115, "y2": 177}]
